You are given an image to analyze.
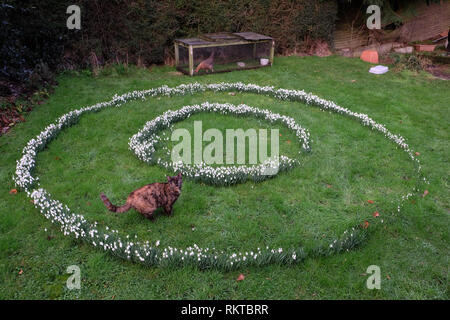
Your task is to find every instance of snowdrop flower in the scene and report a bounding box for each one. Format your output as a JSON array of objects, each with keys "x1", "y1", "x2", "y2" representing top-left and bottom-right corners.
[{"x1": 13, "y1": 81, "x2": 426, "y2": 269}]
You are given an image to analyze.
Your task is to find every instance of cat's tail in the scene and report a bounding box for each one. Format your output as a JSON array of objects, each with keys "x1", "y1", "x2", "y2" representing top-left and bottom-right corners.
[{"x1": 100, "y1": 193, "x2": 131, "y2": 213}]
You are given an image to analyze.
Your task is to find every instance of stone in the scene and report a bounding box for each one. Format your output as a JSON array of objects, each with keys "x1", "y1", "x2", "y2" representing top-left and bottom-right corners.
[{"x1": 394, "y1": 46, "x2": 414, "y2": 54}]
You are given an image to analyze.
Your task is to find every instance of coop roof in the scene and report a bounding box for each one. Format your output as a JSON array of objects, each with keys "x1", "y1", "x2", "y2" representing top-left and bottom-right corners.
[{"x1": 175, "y1": 32, "x2": 273, "y2": 47}]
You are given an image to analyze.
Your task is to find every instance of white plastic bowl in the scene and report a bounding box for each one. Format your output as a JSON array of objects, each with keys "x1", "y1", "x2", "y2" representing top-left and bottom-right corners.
[{"x1": 369, "y1": 65, "x2": 389, "y2": 75}]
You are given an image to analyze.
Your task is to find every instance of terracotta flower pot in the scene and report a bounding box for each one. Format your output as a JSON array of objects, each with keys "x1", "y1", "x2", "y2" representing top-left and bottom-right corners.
[{"x1": 360, "y1": 50, "x2": 379, "y2": 64}]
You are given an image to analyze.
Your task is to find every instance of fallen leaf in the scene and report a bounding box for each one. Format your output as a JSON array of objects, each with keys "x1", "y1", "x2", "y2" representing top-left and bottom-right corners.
[
  {"x1": 373, "y1": 211, "x2": 380, "y2": 217},
  {"x1": 9, "y1": 189, "x2": 17, "y2": 194},
  {"x1": 326, "y1": 184, "x2": 332, "y2": 188},
  {"x1": 415, "y1": 152, "x2": 420, "y2": 156},
  {"x1": 367, "y1": 200, "x2": 374, "y2": 204},
  {"x1": 351, "y1": 79, "x2": 357, "y2": 83},
  {"x1": 18, "y1": 269, "x2": 23, "y2": 275},
  {"x1": 237, "y1": 274, "x2": 245, "y2": 281},
  {"x1": 286, "y1": 140, "x2": 291, "y2": 144},
  {"x1": 422, "y1": 190, "x2": 429, "y2": 198},
  {"x1": 54, "y1": 156, "x2": 61, "y2": 160},
  {"x1": 363, "y1": 220, "x2": 370, "y2": 229},
  {"x1": 47, "y1": 235, "x2": 54, "y2": 241},
  {"x1": 386, "y1": 275, "x2": 391, "y2": 280}
]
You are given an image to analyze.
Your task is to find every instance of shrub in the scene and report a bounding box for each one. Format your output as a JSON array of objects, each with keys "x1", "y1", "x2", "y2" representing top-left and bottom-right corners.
[
  {"x1": 0, "y1": 1, "x2": 68, "y2": 83},
  {"x1": 390, "y1": 53, "x2": 432, "y2": 72},
  {"x1": 1, "y1": 0, "x2": 339, "y2": 82}
]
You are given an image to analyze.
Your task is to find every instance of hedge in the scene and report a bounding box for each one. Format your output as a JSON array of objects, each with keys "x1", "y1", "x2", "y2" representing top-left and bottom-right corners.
[{"x1": 1, "y1": 0, "x2": 338, "y2": 82}]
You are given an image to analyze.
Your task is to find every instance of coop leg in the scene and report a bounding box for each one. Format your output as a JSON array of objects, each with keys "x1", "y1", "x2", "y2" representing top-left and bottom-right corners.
[
  {"x1": 270, "y1": 40, "x2": 275, "y2": 66},
  {"x1": 189, "y1": 45, "x2": 194, "y2": 76},
  {"x1": 174, "y1": 42, "x2": 179, "y2": 67}
]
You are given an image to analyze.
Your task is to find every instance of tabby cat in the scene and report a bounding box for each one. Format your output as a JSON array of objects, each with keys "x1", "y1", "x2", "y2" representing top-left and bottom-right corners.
[{"x1": 100, "y1": 173, "x2": 182, "y2": 221}]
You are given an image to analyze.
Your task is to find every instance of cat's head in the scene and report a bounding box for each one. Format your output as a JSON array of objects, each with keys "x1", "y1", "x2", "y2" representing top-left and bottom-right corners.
[{"x1": 167, "y1": 172, "x2": 182, "y2": 189}]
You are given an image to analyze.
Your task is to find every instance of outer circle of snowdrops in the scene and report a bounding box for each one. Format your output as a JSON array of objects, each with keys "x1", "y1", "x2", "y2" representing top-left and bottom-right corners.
[
  {"x1": 129, "y1": 102, "x2": 311, "y2": 186},
  {"x1": 13, "y1": 82, "x2": 428, "y2": 270}
]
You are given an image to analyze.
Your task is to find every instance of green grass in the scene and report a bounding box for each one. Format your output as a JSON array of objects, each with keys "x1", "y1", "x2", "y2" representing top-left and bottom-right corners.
[{"x1": 0, "y1": 56, "x2": 448, "y2": 299}]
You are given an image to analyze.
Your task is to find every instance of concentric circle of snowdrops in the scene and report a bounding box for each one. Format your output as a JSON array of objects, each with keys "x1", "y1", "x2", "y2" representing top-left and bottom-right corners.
[
  {"x1": 13, "y1": 82, "x2": 428, "y2": 270},
  {"x1": 129, "y1": 102, "x2": 310, "y2": 186}
]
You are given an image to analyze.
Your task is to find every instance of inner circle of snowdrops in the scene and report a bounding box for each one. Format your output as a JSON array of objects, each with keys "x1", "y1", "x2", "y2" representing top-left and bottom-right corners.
[
  {"x1": 13, "y1": 82, "x2": 427, "y2": 269},
  {"x1": 129, "y1": 102, "x2": 310, "y2": 186}
]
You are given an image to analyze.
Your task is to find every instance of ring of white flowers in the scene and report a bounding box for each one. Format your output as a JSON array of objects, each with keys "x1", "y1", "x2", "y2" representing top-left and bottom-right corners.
[
  {"x1": 129, "y1": 102, "x2": 310, "y2": 185},
  {"x1": 13, "y1": 82, "x2": 428, "y2": 269}
]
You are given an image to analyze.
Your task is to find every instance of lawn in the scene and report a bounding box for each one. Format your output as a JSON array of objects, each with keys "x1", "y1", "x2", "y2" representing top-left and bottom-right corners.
[{"x1": 0, "y1": 56, "x2": 448, "y2": 299}]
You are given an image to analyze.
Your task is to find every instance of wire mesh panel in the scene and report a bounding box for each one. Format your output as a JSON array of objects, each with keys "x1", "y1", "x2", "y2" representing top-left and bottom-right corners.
[
  {"x1": 174, "y1": 32, "x2": 274, "y2": 76},
  {"x1": 177, "y1": 45, "x2": 190, "y2": 70}
]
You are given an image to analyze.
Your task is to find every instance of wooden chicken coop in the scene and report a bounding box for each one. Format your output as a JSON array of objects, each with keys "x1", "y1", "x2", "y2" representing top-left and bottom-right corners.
[{"x1": 174, "y1": 32, "x2": 275, "y2": 76}]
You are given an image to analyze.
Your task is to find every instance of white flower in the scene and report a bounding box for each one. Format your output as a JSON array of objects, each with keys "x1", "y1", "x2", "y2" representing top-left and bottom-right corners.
[{"x1": 13, "y1": 81, "x2": 425, "y2": 270}]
